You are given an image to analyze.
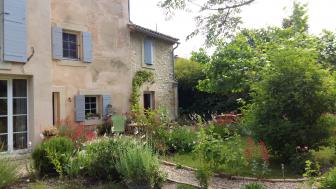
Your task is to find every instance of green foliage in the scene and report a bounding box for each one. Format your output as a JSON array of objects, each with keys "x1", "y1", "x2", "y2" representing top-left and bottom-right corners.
[
  {"x1": 317, "y1": 30, "x2": 336, "y2": 68},
  {"x1": 303, "y1": 160, "x2": 321, "y2": 179},
  {"x1": 312, "y1": 147, "x2": 336, "y2": 168},
  {"x1": 282, "y1": 2, "x2": 309, "y2": 33},
  {"x1": 167, "y1": 127, "x2": 197, "y2": 154},
  {"x1": 0, "y1": 158, "x2": 19, "y2": 188},
  {"x1": 115, "y1": 142, "x2": 166, "y2": 187},
  {"x1": 177, "y1": 184, "x2": 198, "y2": 189},
  {"x1": 175, "y1": 57, "x2": 238, "y2": 116},
  {"x1": 243, "y1": 45, "x2": 336, "y2": 161},
  {"x1": 195, "y1": 164, "x2": 213, "y2": 189},
  {"x1": 241, "y1": 183, "x2": 266, "y2": 189},
  {"x1": 84, "y1": 137, "x2": 134, "y2": 181},
  {"x1": 194, "y1": 129, "x2": 247, "y2": 174},
  {"x1": 319, "y1": 167, "x2": 336, "y2": 189},
  {"x1": 130, "y1": 70, "x2": 154, "y2": 114},
  {"x1": 32, "y1": 137, "x2": 75, "y2": 177},
  {"x1": 190, "y1": 48, "x2": 211, "y2": 64}
]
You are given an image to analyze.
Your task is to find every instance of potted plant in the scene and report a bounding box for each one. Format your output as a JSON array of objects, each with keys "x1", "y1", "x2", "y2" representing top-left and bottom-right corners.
[{"x1": 116, "y1": 143, "x2": 167, "y2": 188}]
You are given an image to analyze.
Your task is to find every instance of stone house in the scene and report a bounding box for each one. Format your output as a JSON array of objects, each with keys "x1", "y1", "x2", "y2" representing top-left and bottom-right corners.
[{"x1": 0, "y1": 0, "x2": 179, "y2": 153}]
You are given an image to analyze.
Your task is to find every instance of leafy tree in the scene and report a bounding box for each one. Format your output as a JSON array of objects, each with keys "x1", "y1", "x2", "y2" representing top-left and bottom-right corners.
[
  {"x1": 175, "y1": 58, "x2": 239, "y2": 116},
  {"x1": 243, "y1": 45, "x2": 336, "y2": 161},
  {"x1": 159, "y1": 0, "x2": 255, "y2": 45},
  {"x1": 282, "y1": 2, "x2": 309, "y2": 33},
  {"x1": 190, "y1": 48, "x2": 211, "y2": 64},
  {"x1": 317, "y1": 30, "x2": 336, "y2": 69}
]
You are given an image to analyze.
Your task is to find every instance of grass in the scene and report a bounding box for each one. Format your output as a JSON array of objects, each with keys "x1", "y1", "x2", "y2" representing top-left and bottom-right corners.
[
  {"x1": 0, "y1": 158, "x2": 19, "y2": 188},
  {"x1": 162, "y1": 153, "x2": 300, "y2": 179},
  {"x1": 27, "y1": 182, "x2": 125, "y2": 189}
]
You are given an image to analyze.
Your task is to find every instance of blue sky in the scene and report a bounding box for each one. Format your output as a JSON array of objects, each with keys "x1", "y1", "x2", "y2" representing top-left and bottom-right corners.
[{"x1": 130, "y1": 0, "x2": 336, "y2": 58}]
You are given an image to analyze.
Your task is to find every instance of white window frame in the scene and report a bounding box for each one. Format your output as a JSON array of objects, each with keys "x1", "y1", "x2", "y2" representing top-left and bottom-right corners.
[
  {"x1": 62, "y1": 30, "x2": 81, "y2": 61},
  {"x1": 0, "y1": 78, "x2": 29, "y2": 153}
]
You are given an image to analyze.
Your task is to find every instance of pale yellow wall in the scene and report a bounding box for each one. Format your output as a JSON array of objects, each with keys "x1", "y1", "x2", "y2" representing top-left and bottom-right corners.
[
  {"x1": 130, "y1": 32, "x2": 178, "y2": 119},
  {"x1": 0, "y1": 0, "x2": 53, "y2": 148},
  {"x1": 51, "y1": 0, "x2": 132, "y2": 121}
]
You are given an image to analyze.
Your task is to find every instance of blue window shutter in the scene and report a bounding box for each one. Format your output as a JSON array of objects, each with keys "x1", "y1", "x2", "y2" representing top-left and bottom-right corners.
[
  {"x1": 83, "y1": 32, "x2": 92, "y2": 63},
  {"x1": 3, "y1": 0, "x2": 27, "y2": 63},
  {"x1": 144, "y1": 38, "x2": 153, "y2": 65},
  {"x1": 52, "y1": 27, "x2": 63, "y2": 60},
  {"x1": 75, "y1": 95, "x2": 85, "y2": 122},
  {"x1": 102, "y1": 95, "x2": 111, "y2": 116}
]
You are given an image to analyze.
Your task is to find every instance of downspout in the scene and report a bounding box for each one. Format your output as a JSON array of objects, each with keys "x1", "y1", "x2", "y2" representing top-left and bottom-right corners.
[{"x1": 172, "y1": 42, "x2": 179, "y2": 119}]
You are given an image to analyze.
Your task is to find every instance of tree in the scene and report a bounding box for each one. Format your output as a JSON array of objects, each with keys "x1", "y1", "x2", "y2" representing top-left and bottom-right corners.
[
  {"x1": 317, "y1": 30, "x2": 336, "y2": 69},
  {"x1": 175, "y1": 58, "x2": 239, "y2": 116},
  {"x1": 282, "y1": 2, "x2": 309, "y2": 33},
  {"x1": 243, "y1": 45, "x2": 336, "y2": 161},
  {"x1": 190, "y1": 48, "x2": 211, "y2": 64},
  {"x1": 159, "y1": 0, "x2": 255, "y2": 45}
]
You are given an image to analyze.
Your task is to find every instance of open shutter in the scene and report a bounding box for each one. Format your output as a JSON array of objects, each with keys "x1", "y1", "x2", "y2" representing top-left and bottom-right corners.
[
  {"x1": 83, "y1": 32, "x2": 92, "y2": 63},
  {"x1": 3, "y1": 0, "x2": 27, "y2": 63},
  {"x1": 102, "y1": 95, "x2": 111, "y2": 116},
  {"x1": 144, "y1": 38, "x2": 153, "y2": 65},
  {"x1": 75, "y1": 95, "x2": 85, "y2": 122},
  {"x1": 52, "y1": 27, "x2": 63, "y2": 60}
]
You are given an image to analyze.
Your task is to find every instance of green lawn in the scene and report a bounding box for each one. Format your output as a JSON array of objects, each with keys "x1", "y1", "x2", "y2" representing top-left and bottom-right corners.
[{"x1": 162, "y1": 153, "x2": 300, "y2": 179}]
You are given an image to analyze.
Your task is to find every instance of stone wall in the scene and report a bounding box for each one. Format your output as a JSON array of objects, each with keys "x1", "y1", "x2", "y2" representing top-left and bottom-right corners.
[{"x1": 130, "y1": 32, "x2": 178, "y2": 119}]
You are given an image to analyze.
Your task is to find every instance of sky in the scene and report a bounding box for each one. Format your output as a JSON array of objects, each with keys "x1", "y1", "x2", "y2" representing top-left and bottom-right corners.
[{"x1": 130, "y1": 0, "x2": 336, "y2": 58}]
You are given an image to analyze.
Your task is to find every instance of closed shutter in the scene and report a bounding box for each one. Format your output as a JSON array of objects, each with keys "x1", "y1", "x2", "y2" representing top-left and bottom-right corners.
[
  {"x1": 75, "y1": 95, "x2": 85, "y2": 122},
  {"x1": 3, "y1": 0, "x2": 27, "y2": 63},
  {"x1": 52, "y1": 27, "x2": 63, "y2": 60},
  {"x1": 144, "y1": 38, "x2": 153, "y2": 65},
  {"x1": 83, "y1": 32, "x2": 92, "y2": 63},
  {"x1": 102, "y1": 95, "x2": 111, "y2": 116}
]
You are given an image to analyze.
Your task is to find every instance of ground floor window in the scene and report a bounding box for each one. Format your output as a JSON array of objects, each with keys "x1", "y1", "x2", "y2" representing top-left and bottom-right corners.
[
  {"x1": 0, "y1": 79, "x2": 28, "y2": 152},
  {"x1": 144, "y1": 91, "x2": 155, "y2": 110},
  {"x1": 85, "y1": 96, "x2": 99, "y2": 120}
]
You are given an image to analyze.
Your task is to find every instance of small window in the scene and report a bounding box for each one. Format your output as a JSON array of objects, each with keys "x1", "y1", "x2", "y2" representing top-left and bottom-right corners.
[
  {"x1": 85, "y1": 96, "x2": 98, "y2": 119},
  {"x1": 63, "y1": 32, "x2": 79, "y2": 59}
]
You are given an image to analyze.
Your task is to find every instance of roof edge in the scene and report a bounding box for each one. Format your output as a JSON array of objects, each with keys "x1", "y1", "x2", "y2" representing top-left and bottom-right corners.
[{"x1": 128, "y1": 23, "x2": 179, "y2": 44}]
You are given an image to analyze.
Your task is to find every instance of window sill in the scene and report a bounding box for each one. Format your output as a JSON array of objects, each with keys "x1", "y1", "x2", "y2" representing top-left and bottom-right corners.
[
  {"x1": 56, "y1": 59, "x2": 88, "y2": 67},
  {"x1": 142, "y1": 64, "x2": 155, "y2": 70},
  {"x1": 84, "y1": 118, "x2": 102, "y2": 126}
]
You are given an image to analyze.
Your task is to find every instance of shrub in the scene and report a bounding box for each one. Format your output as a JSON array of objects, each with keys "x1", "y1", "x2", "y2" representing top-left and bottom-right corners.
[
  {"x1": 84, "y1": 137, "x2": 136, "y2": 181},
  {"x1": 243, "y1": 47, "x2": 336, "y2": 161},
  {"x1": 32, "y1": 137, "x2": 75, "y2": 177},
  {"x1": 319, "y1": 167, "x2": 336, "y2": 189},
  {"x1": 195, "y1": 164, "x2": 213, "y2": 189},
  {"x1": 241, "y1": 183, "x2": 266, "y2": 189},
  {"x1": 115, "y1": 142, "x2": 166, "y2": 187},
  {"x1": 0, "y1": 158, "x2": 19, "y2": 188},
  {"x1": 244, "y1": 138, "x2": 270, "y2": 178},
  {"x1": 167, "y1": 127, "x2": 197, "y2": 154},
  {"x1": 312, "y1": 147, "x2": 336, "y2": 169}
]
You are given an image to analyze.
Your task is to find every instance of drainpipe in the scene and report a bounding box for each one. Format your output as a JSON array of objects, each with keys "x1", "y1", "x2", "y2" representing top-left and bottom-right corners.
[{"x1": 172, "y1": 42, "x2": 179, "y2": 119}]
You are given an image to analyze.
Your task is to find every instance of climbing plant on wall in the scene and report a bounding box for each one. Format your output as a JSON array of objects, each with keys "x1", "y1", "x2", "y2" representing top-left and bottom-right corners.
[{"x1": 130, "y1": 70, "x2": 155, "y2": 114}]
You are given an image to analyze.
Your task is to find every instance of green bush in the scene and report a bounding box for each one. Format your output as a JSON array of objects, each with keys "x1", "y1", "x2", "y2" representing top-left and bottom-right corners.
[
  {"x1": 243, "y1": 47, "x2": 336, "y2": 161},
  {"x1": 115, "y1": 142, "x2": 166, "y2": 187},
  {"x1": 319, "y1": 167, "x2": 336, "y2": 189},
  {"x1": 32, "y1": 137, "x2": 75, "y2": 177},
  {"x1": 241, "y1": 183, "x2": 266, "y2": 189},
  {"x1": 84, "y1": 137, "x2": 136, "y2": 181},
  {"x1": 0, "y1": 158, "x2": 19, "y2": 188},
  {"x1": 312, "y1": 147, "x2": 336, "y2": 169},
  {"x1": 167, "y1": 127, "x2": 197, "y2": 154},
  {"x1": 195, "y1": 165, "x2": 213, "y2": 189}
]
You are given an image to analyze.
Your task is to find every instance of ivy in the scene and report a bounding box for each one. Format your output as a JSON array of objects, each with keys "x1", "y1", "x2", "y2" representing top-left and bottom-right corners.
[{"x1": 130, "y1": 70, "x2": 155, "y2": 114}]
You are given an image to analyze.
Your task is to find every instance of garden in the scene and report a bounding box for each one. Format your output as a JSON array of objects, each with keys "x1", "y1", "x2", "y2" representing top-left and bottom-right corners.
[{"x1": 3, "y1": 2, "x2": 336, "y2": 189}]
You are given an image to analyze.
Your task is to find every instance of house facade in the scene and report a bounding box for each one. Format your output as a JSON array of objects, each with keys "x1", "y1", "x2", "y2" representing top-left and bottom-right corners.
[{"x1": 0, "y1": 0, "x2": 178, "y2": 153}]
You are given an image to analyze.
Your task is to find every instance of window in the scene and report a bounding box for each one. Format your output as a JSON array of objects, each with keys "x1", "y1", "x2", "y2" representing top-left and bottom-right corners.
[
  {"x1": 144, "y1": 92, "x2": 155, "y2": 110},
  {"x1": 85, "y1": 96, "x2": 98, "y2": 119},
  {"x1": 63, "y1": 32, "x2": 79, "y2": 59},
  {"x1": 144, "y1": 38, "x2": 153, "y2": 65}
]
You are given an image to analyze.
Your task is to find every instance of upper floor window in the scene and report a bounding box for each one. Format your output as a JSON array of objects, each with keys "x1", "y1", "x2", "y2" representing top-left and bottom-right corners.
[
  {"x1": 144, "y1": 38, "x2": 153, "y2": 65},
  {"x1": 63, "y1": 32, "x2": 79, "y2": 60}
]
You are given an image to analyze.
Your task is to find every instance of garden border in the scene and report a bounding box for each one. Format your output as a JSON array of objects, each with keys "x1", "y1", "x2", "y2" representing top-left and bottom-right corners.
[{"x1": 160, "y1": 160, "x2": 308, "y2": 183}]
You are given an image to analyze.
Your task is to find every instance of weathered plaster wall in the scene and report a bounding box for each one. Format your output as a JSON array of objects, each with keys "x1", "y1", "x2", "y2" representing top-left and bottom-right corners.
[
  {"x1": 0, "y1": 0, "x2": 53, "y2": 147},
  {"x1": 51, "y1": 0, "x2": 132, "y2": 121},
  {"x1": 130, "y1": 32, "x2": 178, "y2": 119}
]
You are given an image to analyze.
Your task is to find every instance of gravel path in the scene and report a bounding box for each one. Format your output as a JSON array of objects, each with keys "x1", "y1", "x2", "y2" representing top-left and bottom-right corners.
[{"x1": 161, "y1": 164, "x2": 309, "y2": 189}]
